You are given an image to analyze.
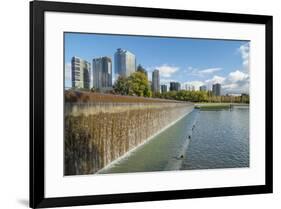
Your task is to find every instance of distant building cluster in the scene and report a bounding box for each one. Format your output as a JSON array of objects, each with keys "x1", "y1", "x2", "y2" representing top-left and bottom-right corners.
[
  {"x1": 199, "y1": 85, "x2": 207, "y2": 92},
  {"x1": 185, "y1": 84, "x2": 195, "y2": 91},
  {"x1": 70, "y1": 48, "x2": 222, "y2": 95},
  {"x1": 170, "y1": 82, "x2": 181, "y2": 91},
  {"x1": 198, "y1": 84, "x2": 222, "y2": 96},
  {"x1": 71, "y1": 48, "x2": 158, "y2": 93},
  {"x1": 71, "y1": 48, "x2": 138, "y2": 91}
]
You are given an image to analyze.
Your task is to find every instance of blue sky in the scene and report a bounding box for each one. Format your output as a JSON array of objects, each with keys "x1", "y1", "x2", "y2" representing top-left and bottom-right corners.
[{"x1": 65, "y1": 32, "x2": 250, "y2": 94}]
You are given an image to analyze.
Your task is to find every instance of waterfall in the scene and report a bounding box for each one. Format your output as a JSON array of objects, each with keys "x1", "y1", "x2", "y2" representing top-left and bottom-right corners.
[{"x1": 64, "y1": 102, "x2": 194, "y2": 175}]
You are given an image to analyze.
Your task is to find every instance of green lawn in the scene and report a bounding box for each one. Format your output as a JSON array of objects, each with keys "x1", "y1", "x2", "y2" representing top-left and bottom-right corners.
[{"x1": 195, "y1": 103, "x2": 231, "y2": 110}]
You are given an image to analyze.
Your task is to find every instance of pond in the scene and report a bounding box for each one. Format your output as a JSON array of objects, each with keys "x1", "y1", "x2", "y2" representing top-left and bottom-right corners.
[{"x1": 99, "y1": 107, "x2": 249, "y2": 174}]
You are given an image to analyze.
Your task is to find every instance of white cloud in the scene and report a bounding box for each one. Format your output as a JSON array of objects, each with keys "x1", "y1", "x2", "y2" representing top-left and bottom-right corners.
[
  {"x1": 187, "y1": 66, "x2": 193, "y2": 71},
  {"x1": 159, "y1": 79, "x2": 176, "y2": 90},
  {"x1": 228, "y1": 70, "x2": 249, "y2": 82},
  {"x1": 199, "y1": 67, "x2": 222, "y2": 75},
  {"x1": 155, "y1": 64, "x2": 179, "y2": 78},
  {"x1": 223, "y1": 70, "x2": 249, "y2": 93},
  {"x1": 238, "y1": 43, "x2": 250, "y2": 71},
  {"x1": 223, "y1": 82, "x2": 249, "y2": 94},
  {"x1": 205, "y1": 75, "x2": 226, "y2": 84},
  {"x1": 182, "y1": 81, "x2": 205, "y2": 91},
  {"x1": 186, "y1": 66, "x2": 222, "y2": 77},
  {"x1": 203, "y1": 70, "x2": 249, "y2": 94},
  {"x1": 160, "y1": 78, "x2": 176, "y2": 85}
]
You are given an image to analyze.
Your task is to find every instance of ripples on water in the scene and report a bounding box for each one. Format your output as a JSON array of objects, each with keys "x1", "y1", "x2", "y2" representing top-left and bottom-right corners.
[
  {"x1": 181, "y1": 108, "x2": 249, "y2": 170},
  {"x1": 99, "y1": 107, "x2": 249, "y2": 174}
]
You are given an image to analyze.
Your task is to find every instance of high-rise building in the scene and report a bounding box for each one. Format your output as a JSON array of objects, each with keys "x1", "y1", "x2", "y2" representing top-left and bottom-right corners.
[
  {"x1": 71, "y1": 56, "x2": 91, "y2": 89},
  {"x1": 92, "y1": 56, "x2": 112, "y2": 90},
  {"x1": 170, "y1": 82, "x2": 181, "y2": 91},
  {"x1": 212, "y1": 83, "x2": 221, "y2": 96},
  {"x1": 114, "y1": 48, "x2": 136, "y2": 78},
  {"x1": 161, "y1": 84, "x2": 167, "y2": 93},
  {"x1": 200, "y1": 85, "x2": 207, "y2": 91},
  {"x1": 152, "y1": 70, "x2": 160, "y2": 93}
]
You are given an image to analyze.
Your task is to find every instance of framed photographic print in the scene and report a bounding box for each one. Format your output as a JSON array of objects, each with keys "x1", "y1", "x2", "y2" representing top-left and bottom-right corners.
[{"x1": 30, "y1": 0, "x2": 273, "y2": 208}]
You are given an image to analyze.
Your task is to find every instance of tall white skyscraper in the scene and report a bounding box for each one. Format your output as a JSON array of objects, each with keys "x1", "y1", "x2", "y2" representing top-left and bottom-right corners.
[
  {"x1": 92, "y1": 57, "x2": 112, "y2": 90},
  {"x1": 114, "y1": 48, "x2": 136, "y2": 78},
  {"x1": 71, "y1": 56, "x2": 91, "y2": 89}
]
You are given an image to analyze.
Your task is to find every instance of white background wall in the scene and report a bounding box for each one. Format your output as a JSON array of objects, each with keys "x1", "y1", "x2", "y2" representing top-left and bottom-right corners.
[{"x1": 0, "y1": 0, "x2": 280, "y2": 208}]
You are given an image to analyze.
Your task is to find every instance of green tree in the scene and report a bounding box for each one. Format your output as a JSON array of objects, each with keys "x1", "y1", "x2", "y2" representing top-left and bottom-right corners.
[
  {"x1": 136, "y1": 64, "x2": 148, "y2": 77},
  {"x1": 113, "y1": 72, "x2": 152, "y2": 97},
  {"x1": 144, "y1": 87, "x2": 152, "y2": 97},
  {"x1": 127, "y1": 72, "x2": 151, "y2": 97},
  {"x1": 113, "y1": 76, "x2": 129, "y2": 95}
]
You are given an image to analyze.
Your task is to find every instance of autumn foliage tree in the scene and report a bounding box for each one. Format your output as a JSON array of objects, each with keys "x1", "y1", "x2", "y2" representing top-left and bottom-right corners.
[{"x1": 113, "y1": 72, "x2": 152, "y2": 97}]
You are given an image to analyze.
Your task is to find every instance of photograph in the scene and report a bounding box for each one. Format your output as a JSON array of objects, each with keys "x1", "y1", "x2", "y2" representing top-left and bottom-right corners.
[
  {"x1": 64, "y1": 32, "x2": 250, "y2": 176},
  {"x1": 29, "y1": 1, "x2": 273, "y2": 207}
]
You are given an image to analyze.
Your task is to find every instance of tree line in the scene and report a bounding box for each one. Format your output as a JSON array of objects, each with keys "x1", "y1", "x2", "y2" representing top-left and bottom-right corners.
[
  {"x1": 113, "y1": 71, "x2": 249, "y2": 103},
  {"x1": 153, "y1": 90, "x2": 249, "y2": 103}
]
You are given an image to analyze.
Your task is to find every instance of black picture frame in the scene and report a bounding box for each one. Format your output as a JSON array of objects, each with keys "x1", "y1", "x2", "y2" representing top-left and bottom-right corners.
[{"x1": 30, "y1": 1, "x2": 273, "y2": 208}]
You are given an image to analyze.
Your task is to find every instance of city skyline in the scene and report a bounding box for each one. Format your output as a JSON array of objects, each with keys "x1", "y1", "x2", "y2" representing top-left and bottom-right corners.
[{"x1": 65, "y1": 32, "x2": 250, "y2": 94}]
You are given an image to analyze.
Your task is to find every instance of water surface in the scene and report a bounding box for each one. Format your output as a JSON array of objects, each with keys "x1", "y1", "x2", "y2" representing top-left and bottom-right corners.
[
  {"x1": 99, "y1": 107, "x2": 249, "y2": 174},
  {"x1": 181, "y1": 107, "x2": 249, "y2": 170}
]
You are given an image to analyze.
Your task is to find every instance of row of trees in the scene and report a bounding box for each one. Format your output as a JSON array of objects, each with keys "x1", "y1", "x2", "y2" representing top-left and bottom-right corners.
[{"x1": 153, "y1": 90, "x2": 249, "y2": 103}]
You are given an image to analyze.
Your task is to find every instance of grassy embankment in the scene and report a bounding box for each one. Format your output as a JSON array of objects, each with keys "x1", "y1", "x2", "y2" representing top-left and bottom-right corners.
[
  {"x1": 195, "y1": 103, "x2": 249, "y2": 110},
  {"x1": 195, "y1": 103, "x2": 230, "y2": 110}
]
